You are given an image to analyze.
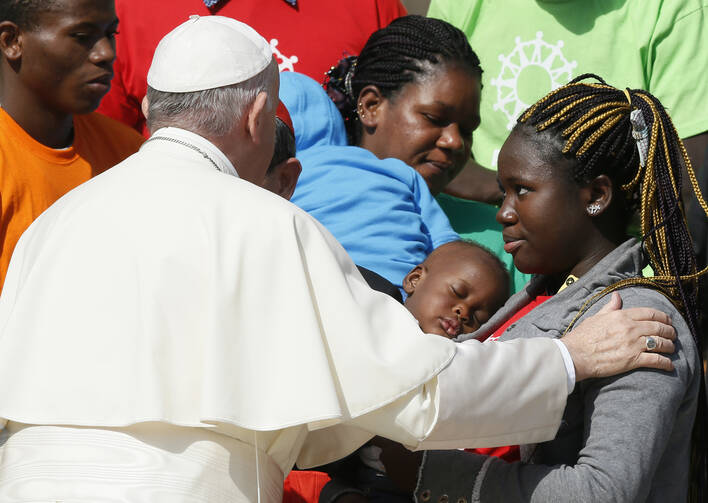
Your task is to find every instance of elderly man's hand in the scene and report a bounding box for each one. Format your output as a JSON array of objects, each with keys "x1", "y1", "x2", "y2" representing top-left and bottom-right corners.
[{"x1": 561, "y1": 292, "x2": 676, "y2": 382}]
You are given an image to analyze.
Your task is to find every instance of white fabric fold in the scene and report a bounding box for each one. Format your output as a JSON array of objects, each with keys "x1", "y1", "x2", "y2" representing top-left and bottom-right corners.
[
  {"x1": 0, "y1": 134, "x2": 456, "y2": 436},
  {"x1": 0, "y1": 422, "x2": 283, "y2": 502},
  {"x1": 417, "y1": 338, "x2": 568, "y2": 450}
]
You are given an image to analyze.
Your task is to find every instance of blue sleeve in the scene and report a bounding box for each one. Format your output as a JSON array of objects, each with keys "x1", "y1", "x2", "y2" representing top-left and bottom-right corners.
[{"x1": 413, "y1": 172, "x2": 459, "y2": 250}]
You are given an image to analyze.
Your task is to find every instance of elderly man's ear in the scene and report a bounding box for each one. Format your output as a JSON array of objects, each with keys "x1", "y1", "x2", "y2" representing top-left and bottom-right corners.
[
  {"x1": 263, "y1": 157, "x2": 301, "y2": 201},
  {"x1": 141, "y1": 96, "x2": 150, "y2": 121},
  {"x1": 246, "y1": 91, "x2": 269, "y2": 141}
]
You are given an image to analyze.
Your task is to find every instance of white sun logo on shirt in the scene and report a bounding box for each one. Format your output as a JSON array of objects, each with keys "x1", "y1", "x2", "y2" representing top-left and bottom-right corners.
[
  {"x1": 491, "y1": 32, "x2": 577, "y2": 131},
  {"x1": 270, "y1": 39, "x2": 299, "y2": 72}
]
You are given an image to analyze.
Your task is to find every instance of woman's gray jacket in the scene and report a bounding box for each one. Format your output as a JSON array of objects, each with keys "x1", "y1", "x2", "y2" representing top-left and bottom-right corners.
[{"x1": 416, "y1": 239, "x2": 701, "y2": 503}]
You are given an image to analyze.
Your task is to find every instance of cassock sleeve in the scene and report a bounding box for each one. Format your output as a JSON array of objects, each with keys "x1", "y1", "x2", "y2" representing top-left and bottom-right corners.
[{"x1": 297, "y1": 336, "x2": 568, "y2": 468}]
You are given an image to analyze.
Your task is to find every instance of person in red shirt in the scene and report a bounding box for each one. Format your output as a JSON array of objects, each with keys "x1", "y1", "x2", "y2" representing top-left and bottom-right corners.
[{"x1": 98, "y1": 0, "x2": 407, "y2": 135}]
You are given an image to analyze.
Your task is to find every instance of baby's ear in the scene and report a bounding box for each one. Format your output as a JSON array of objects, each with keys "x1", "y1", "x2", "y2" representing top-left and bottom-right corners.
[{"x1": 402, "y1": 266, "x2": 425, "y2": 296}]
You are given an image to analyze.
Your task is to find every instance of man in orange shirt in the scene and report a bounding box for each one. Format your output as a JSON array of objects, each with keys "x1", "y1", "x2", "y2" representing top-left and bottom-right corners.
[{"x1": 0, "y1": 0, "x2": 144, "y2": 289}]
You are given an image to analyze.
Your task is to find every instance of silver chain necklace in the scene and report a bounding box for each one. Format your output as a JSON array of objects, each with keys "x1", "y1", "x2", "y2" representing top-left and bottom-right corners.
[{"x1": 145, "y1": 135, "x2": 221, "y2": 172}]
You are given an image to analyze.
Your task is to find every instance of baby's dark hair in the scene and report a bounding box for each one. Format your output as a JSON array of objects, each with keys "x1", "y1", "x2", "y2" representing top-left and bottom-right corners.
[
  {"x1": 0, "y1": 0, "x2": 59, "y2": 28},
  {"x1": 430, "y1": 240, "x2": 510, "y2": 302},
  {"x1": 267, "y1": 117, "x2": 296, "y2": 175},
  {"x1": 461, "y1": 240, "x2": 510, "y2": 302},
  {"x1": 324, "y1": 15, "x2": 482, "y2": 144},
  {"x1": 517, "y1": 73, "x2": 707, "y2": 501}
]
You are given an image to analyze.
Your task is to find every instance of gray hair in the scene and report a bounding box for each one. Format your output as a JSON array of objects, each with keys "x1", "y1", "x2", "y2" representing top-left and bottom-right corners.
[{"x1": 145, "y1": 58, "x2": 278, "y2": 137}]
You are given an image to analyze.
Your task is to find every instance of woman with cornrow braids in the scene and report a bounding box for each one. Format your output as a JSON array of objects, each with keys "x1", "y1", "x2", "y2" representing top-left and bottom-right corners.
[
  {"x1": 320, "y1": 14, "x2": 532, "y2": 294},
  {"x1": 416, "y1": 74, "x2": 707, "y2": 503},
  {"x1": 324, "y1": 14, "x2": 481, "y2": 196},
  {"x1": 284, "y1": 15, "x2": 485, "y2": 293},
  {"x1": 282, "y1": 15, "x2": 485, "y2": 500}
]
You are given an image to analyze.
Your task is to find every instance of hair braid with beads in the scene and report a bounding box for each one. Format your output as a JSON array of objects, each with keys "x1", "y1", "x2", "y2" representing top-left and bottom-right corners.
[
  {"x1": 519, "y1": 74, "x2": 707, "y2": 502},
  {"x1": 324, "y1": 15, "x2": 482, "y2": 144}
]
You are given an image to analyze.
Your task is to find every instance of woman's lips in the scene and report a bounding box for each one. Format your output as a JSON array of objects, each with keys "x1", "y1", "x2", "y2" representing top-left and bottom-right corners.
[
  {"x1": 503, "y1": 234, "x2": 525, "y2": 254},
  {"x1": 503, "y1": 240, "x2": 523, "y2": 254},
  {"x1": 423, "y1": 160, "x2": 452, "y2": 174}
]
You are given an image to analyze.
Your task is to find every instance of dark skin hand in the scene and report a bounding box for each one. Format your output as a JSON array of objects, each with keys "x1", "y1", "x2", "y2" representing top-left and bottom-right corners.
[
  {"x1": 369, "y1": 436, "x2": 423, "y2": 495},
  {"x1": 442, "y1": 156, "x2": 503, "y2": 205}
]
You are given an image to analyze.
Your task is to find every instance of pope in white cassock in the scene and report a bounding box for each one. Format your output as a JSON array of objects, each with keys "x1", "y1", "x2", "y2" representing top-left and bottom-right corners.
[{"x1": 0, "y1": 16, "x2": 677, "y2": 502}]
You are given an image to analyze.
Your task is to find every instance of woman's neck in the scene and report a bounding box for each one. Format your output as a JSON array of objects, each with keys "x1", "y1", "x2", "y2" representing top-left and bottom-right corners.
[
  {"x1": 357, "y1": 134, "x2": 383, "y2": 159},
  {"x1": 550, "y1": 232, "x2": 626, "y2": 289},
  {"x1": 1, "y1": 85, "x2": 74, "y2": 149}
]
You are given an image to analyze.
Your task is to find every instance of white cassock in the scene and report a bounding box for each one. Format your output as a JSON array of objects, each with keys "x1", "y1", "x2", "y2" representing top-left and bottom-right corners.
[{"x1": 0, "y1": 128, "x2": 570, "y2": 502}]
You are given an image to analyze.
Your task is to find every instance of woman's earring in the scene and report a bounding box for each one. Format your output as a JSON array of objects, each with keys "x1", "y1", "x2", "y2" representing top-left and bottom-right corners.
[
  {"x1": 357, "y1": 102, "x2": 365, "y2": 119},
  {"x1": 587, "y1": 203, "x2": 601, "y2": 216}
]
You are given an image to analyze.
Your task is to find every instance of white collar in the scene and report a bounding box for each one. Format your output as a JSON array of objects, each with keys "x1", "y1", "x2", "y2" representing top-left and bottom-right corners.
[{"x1": 148, "y1": 127, "x2": 239, "y2": 177}]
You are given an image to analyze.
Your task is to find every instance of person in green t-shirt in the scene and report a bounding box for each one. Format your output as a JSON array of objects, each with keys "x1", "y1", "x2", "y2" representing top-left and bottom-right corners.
[{"x1": 428, "y1": 0, "x2": 708, "y2": 293}]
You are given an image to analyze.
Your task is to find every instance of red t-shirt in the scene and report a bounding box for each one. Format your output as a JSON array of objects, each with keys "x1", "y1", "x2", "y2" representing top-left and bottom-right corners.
[
  {"x1": 486, "y1": 295, "x2": 553, "y2": 342},
  {"x1": 99, "y1": 0, "x2": 407, "y2": 135},
  {"x1": 283, "y1": 471, "x2": 331, "y2": 502}
]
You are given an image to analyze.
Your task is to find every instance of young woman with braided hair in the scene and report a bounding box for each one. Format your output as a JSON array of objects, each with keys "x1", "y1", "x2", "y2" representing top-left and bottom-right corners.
[{"x1": 416, "y1": 74, "x2": 707, "y2": 502}]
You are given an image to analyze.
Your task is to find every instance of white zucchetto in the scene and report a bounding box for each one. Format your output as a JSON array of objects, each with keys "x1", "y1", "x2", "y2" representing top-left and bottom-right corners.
[{"x1": 147, "y1": 15, "x2": 273, "y2": 93}]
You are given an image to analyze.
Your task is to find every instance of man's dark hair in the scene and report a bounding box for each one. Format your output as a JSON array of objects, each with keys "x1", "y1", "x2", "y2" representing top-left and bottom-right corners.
[
  {"x1": 0, "y1": 0, "x2": 59, "y2": 28},
  {"x1": 267, "y1": 117, "x2": 295, "y2": 175}
]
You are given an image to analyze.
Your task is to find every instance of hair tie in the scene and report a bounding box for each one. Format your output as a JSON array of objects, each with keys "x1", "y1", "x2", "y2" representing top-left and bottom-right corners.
[
  {"x1": 344, "y1": 57, "x2": 358, "y2": 100},
  {"x1": 629, "y1": 109, "x2": 649, "y2": 169},
  {"x1": 624, "y1": 88, "x2": 649, "y2": 168}
]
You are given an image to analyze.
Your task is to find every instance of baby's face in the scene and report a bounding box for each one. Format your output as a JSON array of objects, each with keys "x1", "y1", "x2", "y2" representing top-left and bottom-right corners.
[{"x1": 403, "y1": 248, "x2": 507, "y2": 339}]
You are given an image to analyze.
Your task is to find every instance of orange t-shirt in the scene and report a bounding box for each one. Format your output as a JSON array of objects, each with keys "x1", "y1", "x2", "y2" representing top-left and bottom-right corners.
[{"x1": 0, "y1": 108, "x2": 144, "y2": 289}]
